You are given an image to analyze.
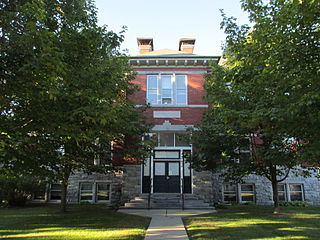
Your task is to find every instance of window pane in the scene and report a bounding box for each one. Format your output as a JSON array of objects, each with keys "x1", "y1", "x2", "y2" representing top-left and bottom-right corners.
[
  {"x1": 162, "y1": 89, "x2": 172, "y2": 98},
  {"x1": 97, "y1": 183, "x2": 110, "y2": 201},
  {"x1": 155, "y1": 162, "x2": 165, "y2": 175},
  {"x1": 241, "y1": 184, "x2": 254, "y2": 192},
  {"x1": 241, "y1": 193, "x2": 255, "y2": 202},
  {"x1": 290, "y1": 192, "x2": 303, "y2": 201},
  {"x1": 224, "y1": 194, "x2": 237, "y2": 202},
  {"x1": 161, "y1": 75, "x2": 172, "y2": 88},
  {"x1": 289, "y1": 184, "x2": 303, "y2": 201},
  {"x1": 223, "y1": 184, "x2": 237, "y2": 202},
  {"x1": 148, "y1": 75, "x2": 157, "y2": 89},
  {"x1": 147, "y1": 89, "x2": 157, "y2": 104},
  {"x1": 50, "y1": 184, "x2": 62, "y2": 200},
  {"x1": 224, "y1": 184, "x2": 236, "y2": 192},
  {"x1": 176, "y1": 90, "x2": 186, "y2": 105},
  {"x1": 143, "y1": 157, "x2": 150, "y2": 176},
  {"x1": 240, "y1": 184, "x2": 255, "y2": 202},
  {"x1": 278, "y1": 184, "x2": 285, "y2": 192},
  {"x1": 159, "y1": 132, "x2": 174, "y2": 147},
  {"x1": 290, "y1": 184, "x2": 302, "y2": 191},
  {"x1": 81, "y1": 183, "x2": 93, "y2": 191},
  {"x1": 34, "y1": 188, "x2": 46, "y2": 200},
  {"x1": 51, "y1": 184, "x2": 62, "y2": 191},
  {"x1": 80, "y1": 183, "x2": 93, "y2": 201},
  {"x1": 169, "y1": 162, "x2": 179, "y2": 176},
  {"x1": 154, "y1": 151, "x2": 180, "y2": 159},
  {"x1": 183, "y1": 161, "x2": 191, "y2": 176},
  {"x1": 278, "y1": 192, "x2": 286, "y2": 201},
  {"x1": 176, "y1": 75, "x2": 186, "y2": 89},
  {"x1": 162, "y1": 98, "x2": 172, "y2": 104}
]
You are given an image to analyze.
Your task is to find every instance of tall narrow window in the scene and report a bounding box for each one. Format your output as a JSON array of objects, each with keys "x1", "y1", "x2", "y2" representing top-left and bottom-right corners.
[
  {"x1": 50, "y1": 184, "x2": 62, "y2": 201},
  {"x1": 278, "y1": 184, "x2": 287, "y2": 201},
  {"x1": 223, "y1": 184, "x2": 237, "y2": 202},
  {"x1": 80, "y1": 183, "x2": 94, "y2": 202},
  {"x1": 147, "y1": 75, "x2": 158, "y2": 104},
  {"x1": 96, "y1": 183, "x2": 110, "y2": 202},
  {"x1": 161, "y1": 75, "x2": 172, "y2": 104},
  {"x1": 240, "y1": 184, "x2": 255, "y2": 202},
  {"x1": 176, "y1": 75, "x2": 187, "y2": 104},
  {"x1": 289, "y1": 184, "x2": 304, "y2": 201}
]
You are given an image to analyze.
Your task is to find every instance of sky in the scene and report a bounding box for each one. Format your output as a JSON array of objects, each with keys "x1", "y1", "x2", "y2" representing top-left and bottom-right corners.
[{"x1": 94, "y1": 0, "x2": 251, "y2": 56}]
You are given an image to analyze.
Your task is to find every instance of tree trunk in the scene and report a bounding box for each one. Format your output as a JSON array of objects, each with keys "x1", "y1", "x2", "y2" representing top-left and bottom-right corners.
[
  {"x1": 270, "y1": 165, "x2": 280, "y2": 214},
  {"x1": 60, "y1": 181, "x2": 68, "y2": 213}
]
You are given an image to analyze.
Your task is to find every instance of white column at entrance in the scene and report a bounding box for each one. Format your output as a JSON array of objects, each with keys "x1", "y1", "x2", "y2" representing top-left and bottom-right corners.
[
  {"x1": 180, "y1": 149, "x2": 183, "y2": 194},
  {"x1": 150, "y1": 152, "x2": 154, "y2": 193}
]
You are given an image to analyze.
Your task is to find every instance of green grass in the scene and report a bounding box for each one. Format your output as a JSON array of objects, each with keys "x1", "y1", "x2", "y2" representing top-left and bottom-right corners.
[
  {"x1": 0, "y1": 204, "x2": 150, "y2": 240},
  {"x1": 184, "y1": 205, "x2": 320, "y2": 240}
]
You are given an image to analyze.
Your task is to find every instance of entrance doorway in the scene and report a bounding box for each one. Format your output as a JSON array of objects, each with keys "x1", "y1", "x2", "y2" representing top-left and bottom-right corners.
[{"x1": 153, "y1": 162, "x2": 180, "y2": 193}]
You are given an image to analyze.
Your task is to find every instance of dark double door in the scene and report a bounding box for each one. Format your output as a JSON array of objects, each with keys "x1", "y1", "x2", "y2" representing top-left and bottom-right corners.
[{"x1": 153, "y1": 161, "x2": 180, "y2": 193}]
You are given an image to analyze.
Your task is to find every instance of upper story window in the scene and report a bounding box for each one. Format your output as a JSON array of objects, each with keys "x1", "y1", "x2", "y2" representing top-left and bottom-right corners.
[{"x1": 147, "y1": 74, "x2": 187, "y2": 105}]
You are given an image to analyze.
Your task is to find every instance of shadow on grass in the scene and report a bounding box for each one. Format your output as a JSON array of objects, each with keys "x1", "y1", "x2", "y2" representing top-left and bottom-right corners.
[
  {"x1": 0, "y1": 205, "x2": 150, "y2": 240},
  {"x1": 184, "y1": 205, "x2": 320, "y2": 240}
]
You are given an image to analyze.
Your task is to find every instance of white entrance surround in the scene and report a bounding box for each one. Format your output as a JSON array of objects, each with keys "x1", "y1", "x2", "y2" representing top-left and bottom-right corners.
[{"x1": 141, "y1": 121, "x2": 193, "y2": 194}]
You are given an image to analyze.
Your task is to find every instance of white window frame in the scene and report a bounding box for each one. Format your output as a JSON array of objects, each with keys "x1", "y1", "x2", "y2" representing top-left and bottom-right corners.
[
  {"x1": 276, "y1": 183, "x2": 304, "y2": 202},
  {"x1": 288, "y1": 183, "x2": 304, "y2": 201},
  {"x1": 152, "y1": 132, "x2": 190, "y2": 148},
  {"x1": 147, "y1": 75, "x2": 158, "y2": 104},
  {"x1": 223, "y1": 183, "x2": 256, "y2": 203},
  {"x1": 240, "y1": 184, "x2": 255, "y2": 203},
  {"x1": 49, "y1": 183, "x2": 62, "y2": 202},
  {"x1": 277, "y1": 183, "x2": 287, "y2": 201},
  {"x1": 223, "y1": 183, "x2": 237, "y2": 202},
  {"x1": 146, "y1": 74, "x2": 188, "y2": 106},
  {"x1": 79, "y1": 182, "x2": 111, "y2": 203}
]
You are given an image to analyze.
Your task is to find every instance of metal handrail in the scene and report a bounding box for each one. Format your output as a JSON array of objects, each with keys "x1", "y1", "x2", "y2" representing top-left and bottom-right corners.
[{"x1": 181, "y1": 179, "x2": 185, "y2": 210}]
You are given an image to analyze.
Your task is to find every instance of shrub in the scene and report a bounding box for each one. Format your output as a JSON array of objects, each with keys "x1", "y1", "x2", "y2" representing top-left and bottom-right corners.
[
  {"x1": 0, "y1": 175, "x2": 45, "y2": 207},
  {"x1": 279, "y1": 201, "x2": 310, "y2": 207}
]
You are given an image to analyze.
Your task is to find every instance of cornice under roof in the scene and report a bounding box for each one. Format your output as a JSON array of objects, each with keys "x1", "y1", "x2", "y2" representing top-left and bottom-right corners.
[{"x1": 129, "y1": 49, "x2": 220, "y2": 67}]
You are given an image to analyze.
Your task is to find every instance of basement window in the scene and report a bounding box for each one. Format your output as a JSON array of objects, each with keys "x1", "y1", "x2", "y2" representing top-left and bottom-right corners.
[
  {"x1": 49, "y1": 183, "x2": 62, "y2": 201},
  {"x1": 289, "y1": 184, "x2": 304, "y2": 201},
  {"x1": 277, "y1": 183, "x2": 304, "y2": 202},
  {"x1": 223, "y1": 183, "x2": 255, "y2": 203},
  {"x1": 79, "y1": 182, "x2": 111, "y2": 203}
]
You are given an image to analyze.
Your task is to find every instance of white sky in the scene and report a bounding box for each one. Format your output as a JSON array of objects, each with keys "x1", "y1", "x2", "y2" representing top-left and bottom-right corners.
[{"x1": 95, "y1": 0, "x2": 250, "y2": 56}]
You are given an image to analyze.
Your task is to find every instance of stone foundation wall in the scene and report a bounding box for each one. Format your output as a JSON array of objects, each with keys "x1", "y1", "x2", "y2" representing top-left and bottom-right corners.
[
  {"x1": 192, "y1": 170, "x2": 214, "y2": 203},
  {"x1": 121, "y1": 165, "x2": 142, "y2": 204},
  {"x1": 67, "y1": 171, "x2": 123, "y2": 205},
  {"x1": 212, "y1": 169, "x2": 320, "y2": 205}
]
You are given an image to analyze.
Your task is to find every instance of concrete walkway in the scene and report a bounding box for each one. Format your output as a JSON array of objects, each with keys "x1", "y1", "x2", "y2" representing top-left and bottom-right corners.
[{"x1": 117, "y1": 209, "x2": 216, "y2": 240}]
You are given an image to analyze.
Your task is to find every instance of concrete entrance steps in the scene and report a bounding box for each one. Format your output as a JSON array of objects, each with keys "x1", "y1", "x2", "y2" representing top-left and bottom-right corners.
[{"x1": 122, "y1": 193, "x2": 214, "y2": 209}]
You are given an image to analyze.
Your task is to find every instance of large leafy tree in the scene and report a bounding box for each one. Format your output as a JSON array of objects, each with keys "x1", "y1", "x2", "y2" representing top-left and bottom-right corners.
[
  {"x1": 190, "y1": 0, "x2": 320, "y2": 213},
  {"x1": 0, "y1": 0, "x2": 151, "y2": 212}
]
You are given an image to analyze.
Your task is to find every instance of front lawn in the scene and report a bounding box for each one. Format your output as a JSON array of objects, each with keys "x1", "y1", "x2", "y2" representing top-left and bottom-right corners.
[
  {"x1": 0, "y1": 204, "x2": 150, "y2": 240},
  {"x1": 184, "y1": 205, "x2": 320, "y2": 240}
]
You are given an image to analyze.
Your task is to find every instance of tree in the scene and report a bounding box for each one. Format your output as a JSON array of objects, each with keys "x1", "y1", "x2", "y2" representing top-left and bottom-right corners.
[
  {"x1": 189, "y1": 0, "x2": 320, "y2": 213},
  {"x1": 0, "y1": 0, "x2": 151, "y2": 212}
]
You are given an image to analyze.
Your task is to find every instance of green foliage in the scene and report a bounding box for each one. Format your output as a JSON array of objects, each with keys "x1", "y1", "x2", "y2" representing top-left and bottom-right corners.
[
  {"x1": 0, "y1": 0, "x2": 151, "y2": 211},
  {"x1": 279, "y1": 201, "x2": 310, "y2": 207},
  {"x1": 189, "y1": 0, "x2": 320, "y2": 210},
  {"x1": 0, "y1": 175, "x2": 45, "y2": 207}
]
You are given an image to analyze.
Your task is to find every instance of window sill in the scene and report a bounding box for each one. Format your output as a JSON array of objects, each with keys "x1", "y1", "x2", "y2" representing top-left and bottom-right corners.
[{"x1": 143, "y1": 104, "x2": 209, "y2": 108}]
